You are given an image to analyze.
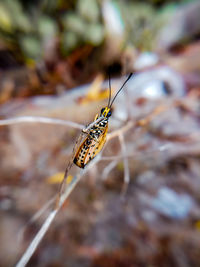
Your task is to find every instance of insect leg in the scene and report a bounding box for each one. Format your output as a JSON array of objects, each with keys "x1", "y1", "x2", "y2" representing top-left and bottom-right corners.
[
  {"x1": 83, "y1": 116, "x2": 104, "y2": 133},
  {"x1": 56, "y1": 131, "x2": 85, "y2": 208}
]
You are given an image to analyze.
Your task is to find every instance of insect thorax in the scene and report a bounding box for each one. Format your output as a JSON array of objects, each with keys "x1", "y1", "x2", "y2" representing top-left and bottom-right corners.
[{"x1": 89, "y1": 118, "x2": 108, "y2": 139}]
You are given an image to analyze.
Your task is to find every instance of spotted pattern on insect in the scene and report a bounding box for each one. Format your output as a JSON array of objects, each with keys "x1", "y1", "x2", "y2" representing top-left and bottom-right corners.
[
  {"x1": 73, "y1": 73, "x2": 133, "y2": 169},
  {"x1": 73, "y1": 115, "x2": 108, "y2": 168}
]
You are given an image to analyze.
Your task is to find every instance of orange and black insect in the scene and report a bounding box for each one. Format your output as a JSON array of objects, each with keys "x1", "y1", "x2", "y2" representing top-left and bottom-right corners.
[{"x1": 73, "y1": 73, "x2": 133, "y2": 168}]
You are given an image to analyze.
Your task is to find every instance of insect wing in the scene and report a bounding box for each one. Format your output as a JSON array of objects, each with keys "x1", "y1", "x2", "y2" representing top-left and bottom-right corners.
[
  {"x1": 85, "y1": 125, "x2": 108, "y2": 164},
  {"x1": 74, "y1": 124, "x2": 108, "y2": 168}
]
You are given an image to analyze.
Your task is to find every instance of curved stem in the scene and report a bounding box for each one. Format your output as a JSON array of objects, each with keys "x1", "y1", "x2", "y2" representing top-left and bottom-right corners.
[{"x1": 0, "y1": 116, "x2": 84, "y2": 129}]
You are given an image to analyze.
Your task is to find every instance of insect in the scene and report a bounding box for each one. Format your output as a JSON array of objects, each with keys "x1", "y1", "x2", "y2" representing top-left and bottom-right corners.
[
  {"x1": 73, "y1": 73, "x2": 133, "y2": 168},
  {"x1": 57, "y1": 73, "x2": 133, "y2": 206}
]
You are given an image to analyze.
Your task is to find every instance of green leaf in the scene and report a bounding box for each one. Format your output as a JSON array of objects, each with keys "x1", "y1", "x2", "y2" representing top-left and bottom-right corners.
[
  {"x1": 84, "y1": 23, "x2": 104, "y2": 45},
  {"x1": 62, "y1": 13, "x2": 86, "y2": 35},
  {"x1": 4, "y1": 0, "x2": 31, "y2": 32},
  {"x1": 38, "y1": 16, "x2": 58, "y2": 38},
  {"x1": 0, "y1": 3, "x2": 12, "y2": 32},
  {"x1": 77, "y1": 0, "x2": 100, "y2": 23},
  {"x1": 20, "y1": 36, "x2": 41, "y2": 59},
  {"x1": 62, "y1": 31, "x2": 79, "y2": 52}
]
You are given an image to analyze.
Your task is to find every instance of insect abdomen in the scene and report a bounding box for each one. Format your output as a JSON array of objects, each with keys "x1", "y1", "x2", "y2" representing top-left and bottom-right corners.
[
  {"x1": 73, "y1": 137, "x2": 91, "y2": 168},
  {"x1": 73, "y1": 123, "x2": 108, "y2": 168}
]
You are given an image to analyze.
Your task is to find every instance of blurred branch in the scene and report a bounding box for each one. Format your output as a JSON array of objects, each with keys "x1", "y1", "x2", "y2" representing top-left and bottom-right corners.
[
  {"x1": 16, "y1": 210, "x2": 57, "y2": 267},
  {"x1": 101, "y1": 160, "x2": 118, "y2": 180},
  {"x1": 0, "y1": 116, "x2": 84, "y2": 129},
  {"x1": 107, "y1": 121, "x2": 133, "y2": 140},
  {"x1": 101, "y1": 144, "x2": 174, "y2": 161},
  {"x1": 16, "y1": 170, "x2": 84, "y2": 267},
  {"x1": 18, "y1": 195, "x2": 57, "y2": 243},
  {"x1": 13, "y1": 101, "x2": 188, "y2": 266},
  {"x1": 16, "y1": 154, "x2": 102, "y2": 267},
  {"x1": 119, "y1": 133, "x2": 130, "y2": 193}
]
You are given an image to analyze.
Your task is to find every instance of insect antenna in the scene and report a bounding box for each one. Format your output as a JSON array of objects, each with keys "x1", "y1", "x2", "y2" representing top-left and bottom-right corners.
[
  {"x1": 107, "y1": 71, "x2": 112, "y2": 107},
  {"x1": 109, "y1": 73, "x2": 133, "y2": 108}
]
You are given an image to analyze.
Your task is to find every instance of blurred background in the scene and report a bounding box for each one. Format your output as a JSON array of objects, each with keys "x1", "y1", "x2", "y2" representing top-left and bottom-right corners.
[{"x1": 1, "y1": 0, "x2": 200, "y2": 266}]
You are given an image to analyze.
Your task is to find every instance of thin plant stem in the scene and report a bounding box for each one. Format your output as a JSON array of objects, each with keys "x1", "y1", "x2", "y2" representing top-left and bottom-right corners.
[
  {"x1": 119, "y1": 133, "x2": 130, "y2": 194},
  {"x1": 16, "y1": 209, "x2": 57, "y2": 267},
  {"x1": 0, "y1": 116, "x2": 84, "y2": 129},
  {"x1": 101, "y1": 160, "x2": 119, "y2": 180},
  {"x1": 16, "y1": 155, "x2": 102, "y2": 267},
  {"x1": 17, "y1": 196, "x2": 57, "y2": 243},
  {"x1": 12, "y1": 101, "x2": 180, "y2": 266},
  {"x1": 16, "y1": 170, "x2": 84, "y2": 267}
]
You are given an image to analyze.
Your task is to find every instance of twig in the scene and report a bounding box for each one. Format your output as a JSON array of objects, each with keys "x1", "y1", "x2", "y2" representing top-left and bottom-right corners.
[
  {"x1": 0, "y1": 116, "x2": 84, "y2": 129},
  {"x1": 16, "y1": 209, "x2": 57, "y2": 267},
  {"x1": 20, "y1": 143, "x2": 173, "y2": 238},
  {"x1": 13, "y1": 102, "x2": 176, "y2": 266},
  {"x1": 101, "y1": 160, "x2": 119, "y2": 180},
  {"x1": 16, "y1": 170, "x2": 84, "y2": 267},
  {"x1": 119, "y1": 133, "x2": 130, "y2": 194},
  {"x1": 16, "y1": 154, "x2": 102, "y2": 267},
  {"x1": 106, "y1": 105, "x2": 168, "y2": 141},
  {"x1": 101, "y1": 143, "x2": 174, "y2": 161},
  {"x1": 107, "y1": 121, "x2": 134, "y2": 140},
  {"x1": 17, "y1": 196, "x2": 57, "y2": 243}
]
